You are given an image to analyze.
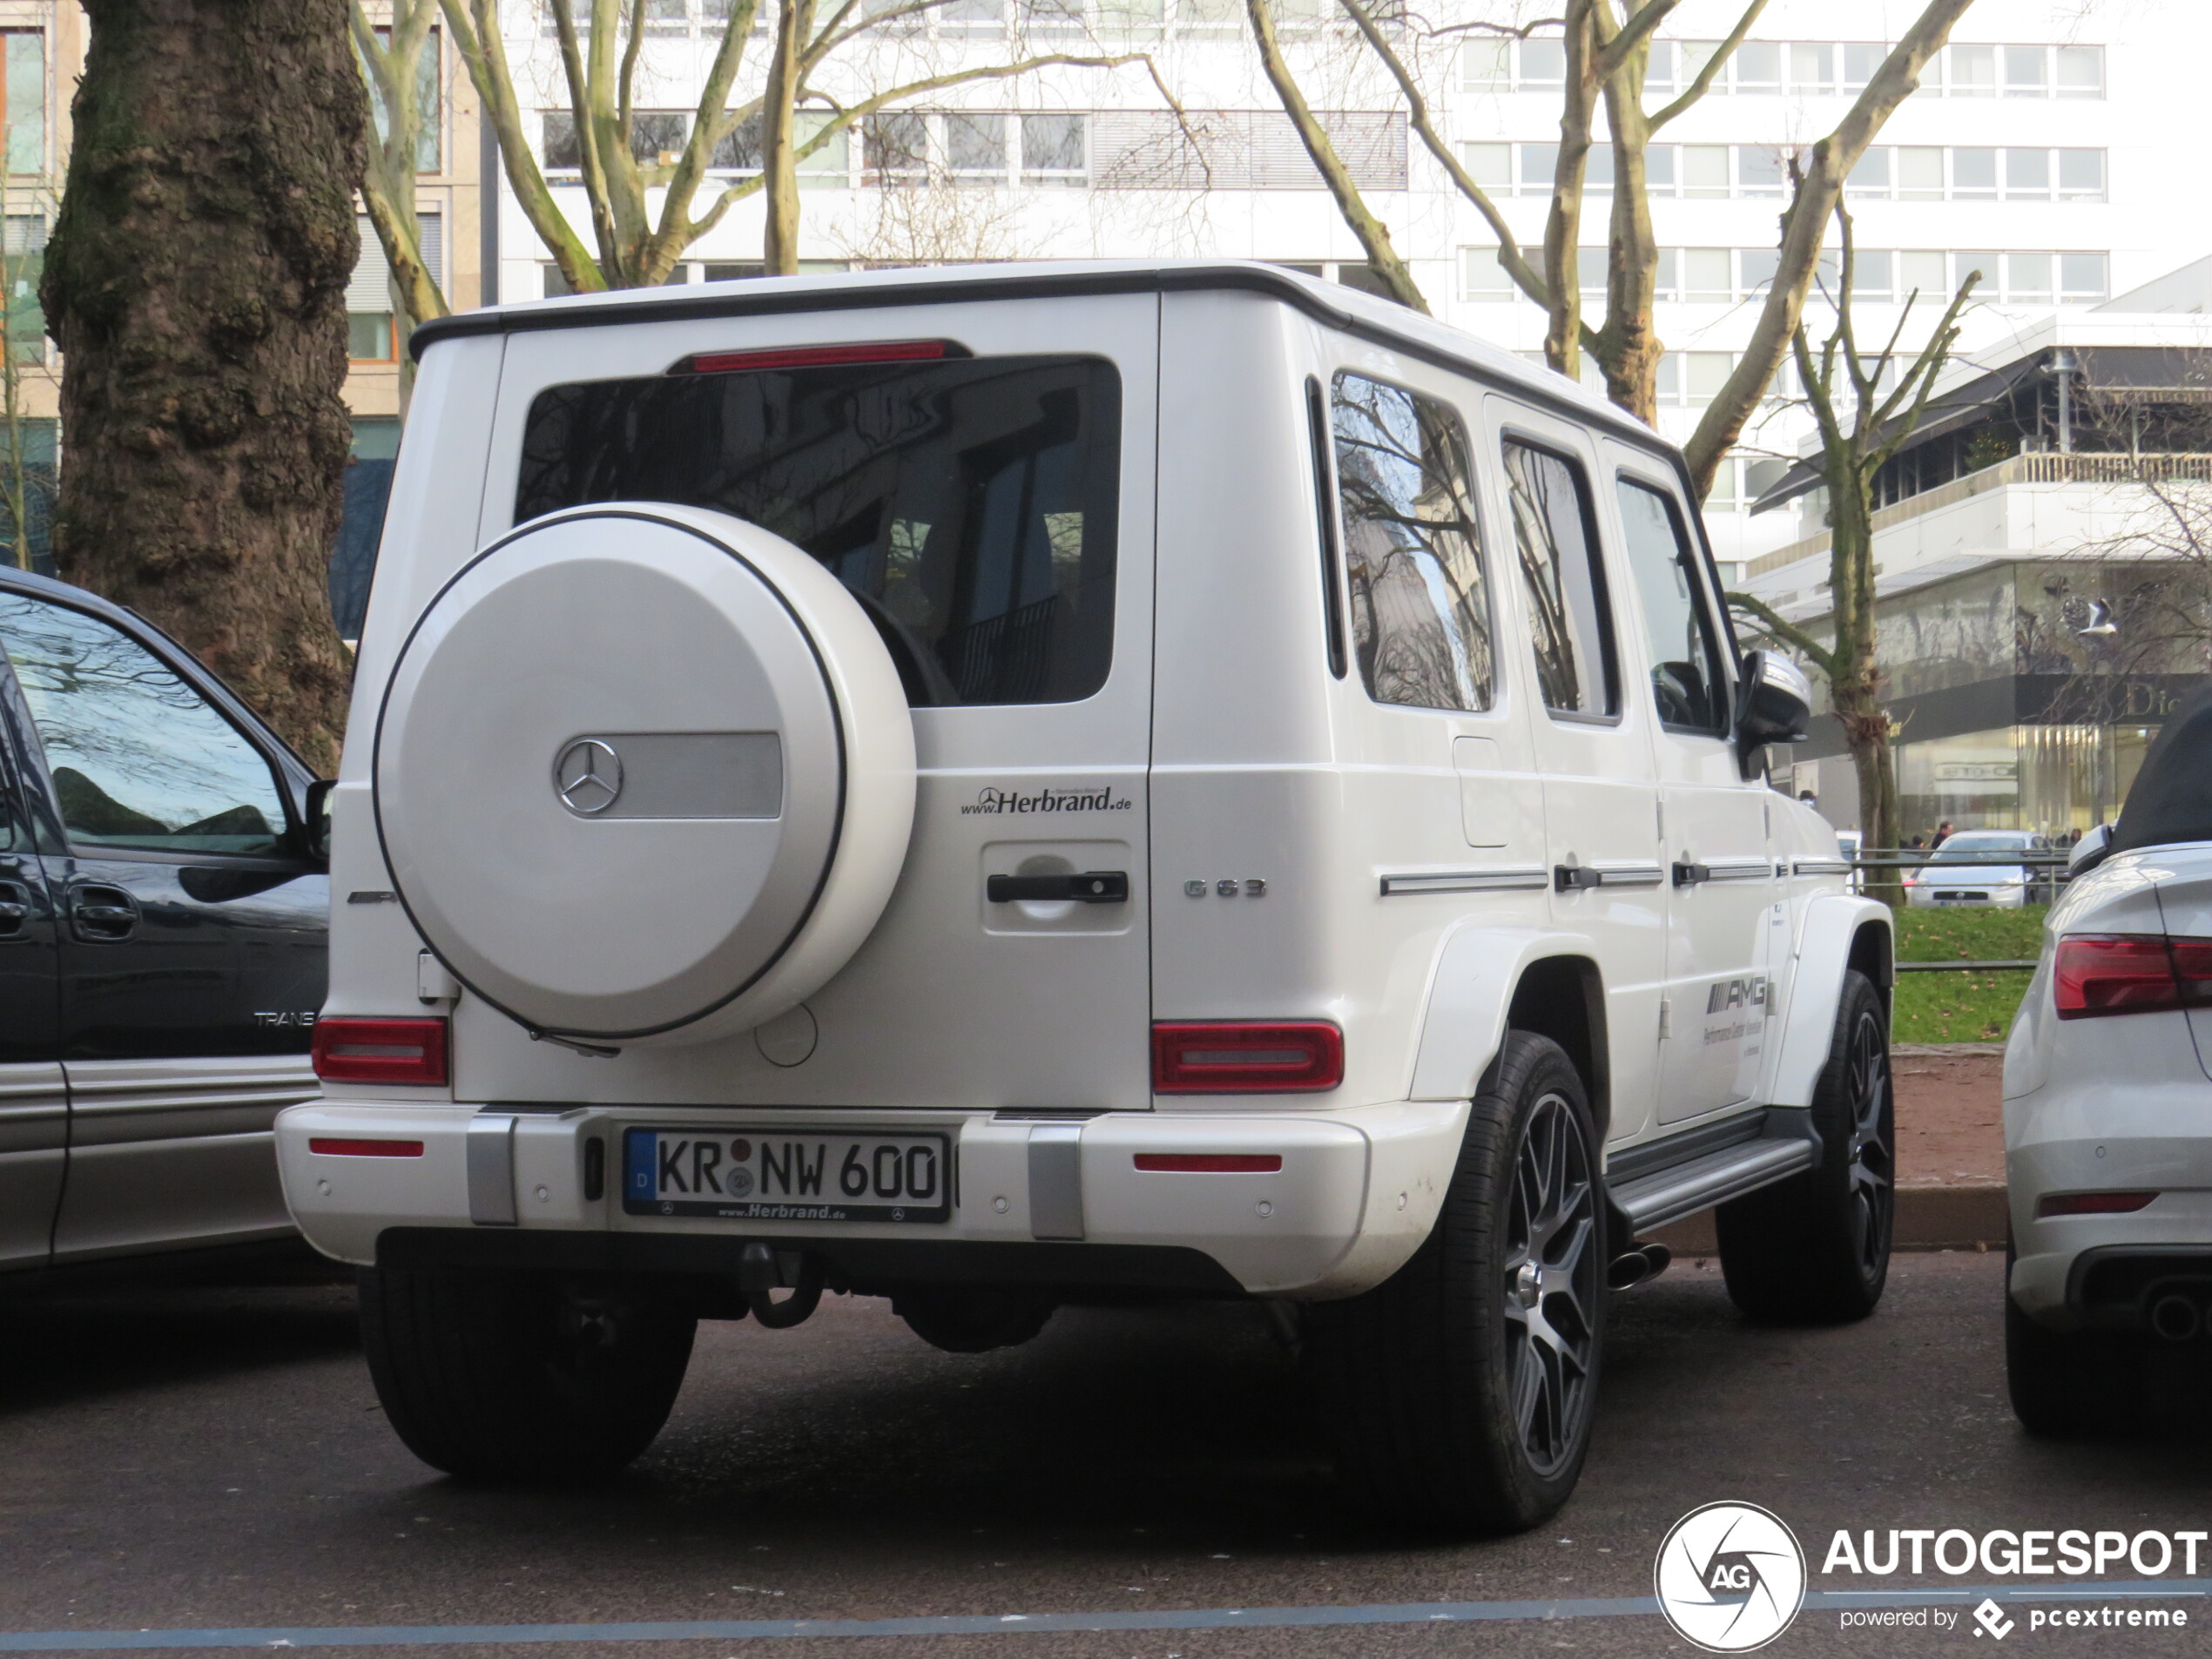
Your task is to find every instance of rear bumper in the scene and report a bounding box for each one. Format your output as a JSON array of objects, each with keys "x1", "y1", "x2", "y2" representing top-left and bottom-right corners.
[
  {"x1": 2006, "y1": 1077, "x2": 2212, "y2": 1329},
  {"x1": 275, "y1": 1098, "x2": 1469, "y2": 1299}
]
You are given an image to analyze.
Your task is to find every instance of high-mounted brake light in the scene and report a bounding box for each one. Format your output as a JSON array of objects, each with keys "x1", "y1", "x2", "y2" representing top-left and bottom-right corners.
[
  {"x1": 308, "y1": 1137, "x2": 426, "y2": 1157},
  {"x1": 2036, "y1": 1190, "x2": 2157, "y2": 1217},
  {"x1": 312, "y1": 1016, "x2": 450, "y2": 1086},
  {"x1": 682, "y1": 340, "x2": 954, "y2": 375},
  {"x1": 2054, "y1": 934, "x2": 2212, "y2": 1020},
  {"x1": 1151, "y1": 1022, "x2": 1344, "y2": 1094},
  {"x1": 1134, "y1": 1153, "x2": 1284, "y2": 1173}
]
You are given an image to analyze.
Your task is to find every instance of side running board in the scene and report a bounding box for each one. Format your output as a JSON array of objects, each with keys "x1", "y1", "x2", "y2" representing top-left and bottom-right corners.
[{"x1": 1607, "y1": 1109, "x2": 1819, "y2": 1234}]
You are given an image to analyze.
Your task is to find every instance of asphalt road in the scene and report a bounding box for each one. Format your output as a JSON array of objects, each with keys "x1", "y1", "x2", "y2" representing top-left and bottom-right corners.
[{"x1": 5, "y1": 1251, "x2": 2212, "y2": 1657}]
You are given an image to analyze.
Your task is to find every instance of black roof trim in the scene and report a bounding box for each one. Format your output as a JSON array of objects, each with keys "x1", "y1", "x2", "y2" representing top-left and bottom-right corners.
[{"x1": 410, "y1": 262, "x2": 1671, "y2": 455}]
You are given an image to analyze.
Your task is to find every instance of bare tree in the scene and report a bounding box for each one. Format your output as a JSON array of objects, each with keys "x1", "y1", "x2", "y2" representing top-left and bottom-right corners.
[
  {"x1": 354, "y1": 0, "x2": 449, "y2": 398},
  {"x1": 1249, "y1": 0, "x2": 1975, "y2": 501},
  {"x1": 1723, "y1": 205, "x2": 1976, "y2": 905},
  {"x1": 438, "y1": 0, "x2": 1155, "y2": 291}
]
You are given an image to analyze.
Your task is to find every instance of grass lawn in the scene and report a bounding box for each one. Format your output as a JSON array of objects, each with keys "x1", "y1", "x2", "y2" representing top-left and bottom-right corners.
[{"x1": 1889, "y1": 903, "x2": 2046, "y2": 1045}]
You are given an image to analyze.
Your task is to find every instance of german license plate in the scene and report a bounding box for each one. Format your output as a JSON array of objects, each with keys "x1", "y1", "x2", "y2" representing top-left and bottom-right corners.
[{"x1": 622, "y1": 1128, "x2": 952, "y2": 1224}]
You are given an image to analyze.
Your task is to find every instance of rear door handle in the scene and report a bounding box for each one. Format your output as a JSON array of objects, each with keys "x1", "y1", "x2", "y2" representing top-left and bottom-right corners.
[
  {"x1": 987, "y1": 871, "x2": 1130, "y2": 905},
  {"x1": 71, "y1": 887, "x2": 138, "y2": 941},
  {"x1": 0, "y1": 879, "x2": 27, "y2": 937},
  {"x1": 1672, "y1": 861, "x2": 1711, "y2": 887}
]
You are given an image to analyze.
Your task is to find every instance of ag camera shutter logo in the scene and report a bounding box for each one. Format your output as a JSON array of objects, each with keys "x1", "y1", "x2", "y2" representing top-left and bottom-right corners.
[{"x1": 1655, "y1": 1501, "x2": 1807, "y2": 1652}]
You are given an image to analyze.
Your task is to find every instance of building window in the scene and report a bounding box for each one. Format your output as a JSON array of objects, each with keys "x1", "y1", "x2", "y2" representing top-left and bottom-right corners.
[
  {"x1": 1678, "y1": 144, "x2": 1727, "y2": 199},
  {"x1": 365, "y1": 28, "x2": 441, "y2": 172},
  {"x1": 1461, "y1": 245, "x2": 1512, "y2": 300},
  {"x1": 1683, "y1": 248, "x2": 1731, "y2": 303},
  {"x1": 1788, "y1": 43, "x2": 1833, "y2": 94},
  {"x1": 0, "y1": 31, "x2": 44, "y2": 176},
  {"x1": 1517, "y1": 37, "x2": 1565, "y2": 88},
  {"x1": 2002, "y1": 44, "x2": 2047, "y2": 97},
  {"x1": 348, "y1": 213, "x2": 395, "y2": 361},
  {"x1": 2055, "y1": 44, "x2": 2104, "y2": 97},
  {"x1": 347, "y1": 212, "x2": 440, "y2": 361},
  {"x1": 1460, "y1": 37, "x2": 1507, "y2": 90},
  {"x1": 2059, "y1": 252, "x2": 2108, "y2": 302},
  {"x1": 3, "y1": 213, "x2": 44, "y2": 358},
  {"x1": 2058, "y1": 148, "x2": 2105, "y2": 202},
  {"x1": 863, "y1": 111, "x2": 929, "y2": 185},
  {"x1": 1733, "y1": 40, "x2": 1780, "y2": 92},
  {"x1": 1020, "y1": 114, "x2": 1086, "y2": 185},
  {"x1": 1946, "y1": 42, "x2": 1994, "y2": 96},
  {"x1": 1950, "y1": 147, "x2": 1997, "y2": 200},
  {"x1": 945, "y1": 111, "x2": 1006, "y2": 185},
  {"x1": 1843, "y1": 42, "x2": 1885, "y2": 90}
]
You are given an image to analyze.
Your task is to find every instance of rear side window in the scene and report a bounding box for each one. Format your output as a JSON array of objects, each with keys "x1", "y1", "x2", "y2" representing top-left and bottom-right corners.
[
  {"x1": 0, "y1": 593, "x2": 289, "y2": 857},
  {"x1": 1331, "y1": 372, "x2": 1494, "y2": 712},
  {"x1": 1502, "y1": 439, "x2": 1619, "y2": 718},
  {"x1": 1615, "y1": 478, "x2": 1728, "y2": 734},
  {"x1": 516, "y1": 354, "x2": 1121, "y2": 705}
]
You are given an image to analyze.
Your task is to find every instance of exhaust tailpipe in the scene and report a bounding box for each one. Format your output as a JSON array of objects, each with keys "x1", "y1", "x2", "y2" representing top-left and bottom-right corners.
[{"x1": 2148, "y1": 1292, "x2": 2201, "y2": 1343}]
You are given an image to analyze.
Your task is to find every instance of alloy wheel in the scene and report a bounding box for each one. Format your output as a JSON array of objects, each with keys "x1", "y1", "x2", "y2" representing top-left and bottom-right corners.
[
  {"x1": 1844, "y1": 1008, "x2": 1894, "y2": 1282},
  {"x1": 1501, "y1": 1092, "x2": 1599, "y2": 1477}
]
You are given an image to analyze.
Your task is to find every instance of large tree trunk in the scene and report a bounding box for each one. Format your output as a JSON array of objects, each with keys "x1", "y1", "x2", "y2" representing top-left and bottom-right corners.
[
  {"x1": 759, "y1": 0, "x2": 804, "y2": 277},
  {"x1": 41, "y1": 0, "x2": 361, "y2": 775}
]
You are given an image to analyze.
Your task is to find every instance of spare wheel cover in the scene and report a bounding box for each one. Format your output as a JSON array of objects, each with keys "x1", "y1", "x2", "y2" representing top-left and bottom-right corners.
[{"x1": 374, "y1": 504, "x2": 914, "y2": 1042}]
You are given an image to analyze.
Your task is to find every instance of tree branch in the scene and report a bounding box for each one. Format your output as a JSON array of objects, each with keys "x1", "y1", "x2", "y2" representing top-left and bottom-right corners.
[
  {"x1": 1681, "y1": 0, "x2": 1975, "y2": 499},
  {"x1": 1726, "y1": 592, "x2": 1836, "y2": 675},
  {"x1": 1247, "y1": 0, "x2": 1427, "y2": 311},
  {"x1": 1649, "y1": 0, "x2": 1765, "y2": 129}
]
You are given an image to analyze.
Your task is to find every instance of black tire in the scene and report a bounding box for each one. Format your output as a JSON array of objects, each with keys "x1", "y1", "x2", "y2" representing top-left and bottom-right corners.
[
  {"x1": 358, "y1": 1266, "x2": 697, "y2": 1480},
  {"x1": 1307, "y1": 1031, "x2": 1605, "y2": 1534},
  {"x1": 1716, "y1": 969, "x2": 1893, "y2": 1324},
  {"x1": 2005, "y1": 1242, "x2": 2133, "y2": 1437}
]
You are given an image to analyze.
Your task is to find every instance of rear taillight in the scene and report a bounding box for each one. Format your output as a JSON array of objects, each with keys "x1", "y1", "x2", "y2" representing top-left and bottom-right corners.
[
  {"x1": 307, "y1": 1137, "x2": 425, "y2": 1157},
  {"x1": 2054, "y1": 934, "x2": 2212, "y2": 1020},
  {"x1": 1133, "y1": 1153, "x2": 1284, "y2": 1173},
  {"x1": 1151, "y1": 1022, "x2": 1343, "y2": 1094},
  {"x1": 2037, "y1": 1190, "x2": 2157, "y2": 1218},
  {"x1": 312, "y1": 1016, "x2": 450, "y2": 1085}
]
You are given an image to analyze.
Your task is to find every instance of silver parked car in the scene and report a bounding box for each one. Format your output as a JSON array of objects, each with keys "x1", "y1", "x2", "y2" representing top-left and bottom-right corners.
[{"x1": 1904, "y1": 829, "x2": 2056, "y2": 908}]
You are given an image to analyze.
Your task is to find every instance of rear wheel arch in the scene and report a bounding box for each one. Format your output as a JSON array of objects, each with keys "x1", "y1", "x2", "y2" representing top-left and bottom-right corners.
[
  {"x1": 1505, "y1": 954, "x2": 1609, "y2": 1144},
  {"x1": 1848, "y1": 918, "x2": 1893, "y2": 993}
]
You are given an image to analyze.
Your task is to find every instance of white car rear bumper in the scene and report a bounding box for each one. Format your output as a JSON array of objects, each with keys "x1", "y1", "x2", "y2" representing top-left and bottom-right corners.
[
  {"x1": 2007, "y1": 1070, "x2": 2212, "y2": 1329},
  {"x1": 276, "y1": 1098, "x2": 1470, "y2": 1299}
]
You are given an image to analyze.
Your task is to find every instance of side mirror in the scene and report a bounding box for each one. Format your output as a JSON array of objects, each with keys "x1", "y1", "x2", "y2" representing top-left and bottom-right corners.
[
  {"x1": 1733, "y1": 649, "x2": 1813, "y2": 772},
  {"x1": 303, "y1": 779, "x2": 335, "y2": 865},
  {"x1": 2068, "y1": 822, "x2": 2112, "y2": 877}
]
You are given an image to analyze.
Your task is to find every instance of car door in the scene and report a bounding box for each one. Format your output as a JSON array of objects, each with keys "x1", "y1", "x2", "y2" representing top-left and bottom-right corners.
[
  {"x1": 1482, "y1": 401, "x2": 1668, "y2": 1145},
  {"x1": 1607, "y1": 457, "x2": 1779, "y2": 1123},
  {"x1": 0, "y1": 671, "x2": 64, "y2": 1272},
  {"x1": 0, "y1": 589, "x2": 325, "y2": 1263}
]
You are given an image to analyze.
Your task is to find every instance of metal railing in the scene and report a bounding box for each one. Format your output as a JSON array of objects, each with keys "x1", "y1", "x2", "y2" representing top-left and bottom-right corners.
[{"x1": 1847, "y1": 850, "x2": 2070, "y2": 973}]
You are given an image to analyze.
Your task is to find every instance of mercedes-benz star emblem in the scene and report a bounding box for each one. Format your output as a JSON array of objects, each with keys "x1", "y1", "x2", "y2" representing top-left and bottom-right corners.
[{"x1": 554, "y1": 738, "x2": 624, "y2": 815}]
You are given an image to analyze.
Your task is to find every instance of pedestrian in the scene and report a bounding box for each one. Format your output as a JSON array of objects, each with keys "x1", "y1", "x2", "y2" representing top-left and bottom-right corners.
[
  {"x1": 1932, "y1": 820, "x2": 1954, "y2": 847},
  {"x1": 1909, "y1": 834, "x2": 1925, "y2": 850}
]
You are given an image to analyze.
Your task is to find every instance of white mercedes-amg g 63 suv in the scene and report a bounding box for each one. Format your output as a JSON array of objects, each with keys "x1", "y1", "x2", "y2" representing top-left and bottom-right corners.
[{"x1": 279, "y1": 262, "x2": 1892, "y2": 1532}]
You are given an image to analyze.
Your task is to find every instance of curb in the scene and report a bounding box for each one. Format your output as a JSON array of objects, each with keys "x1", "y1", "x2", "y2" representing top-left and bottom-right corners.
[{"x1": 1649, "y1": 1184, "x2": 2008, "y2": 1256}]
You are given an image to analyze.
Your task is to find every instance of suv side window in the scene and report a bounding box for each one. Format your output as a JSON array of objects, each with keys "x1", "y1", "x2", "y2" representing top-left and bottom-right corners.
[
  {"x1": 0, "y1": 594, "x2": 290, "y2": 858},
  {"x1": 1331, "y1": 372, "x2": 1494, "y2": 712},
  {"x1": 1615, "y1": 478, "x2": 1729, "y2": 735},
  {"x1": 1502, "y1": 439, "x2": 1619, "y2": 718}
]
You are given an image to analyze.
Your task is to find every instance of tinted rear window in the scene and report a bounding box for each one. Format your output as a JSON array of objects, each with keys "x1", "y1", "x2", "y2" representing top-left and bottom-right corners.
[{"x1": 516, "y1": 354, "x2": 1122, "y2": 705}]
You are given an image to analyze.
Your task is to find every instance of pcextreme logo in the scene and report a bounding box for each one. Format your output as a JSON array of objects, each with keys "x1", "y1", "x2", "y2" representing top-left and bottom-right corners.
[{"x1": 1655, "y1": 1502, "x2": 1808, "y2": 1653}]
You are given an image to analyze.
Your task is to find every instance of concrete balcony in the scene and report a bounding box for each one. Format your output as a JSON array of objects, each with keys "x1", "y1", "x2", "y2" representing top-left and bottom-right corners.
[{"x1": 1742, "y1": 453, "x2": 2212, "y2": 602}]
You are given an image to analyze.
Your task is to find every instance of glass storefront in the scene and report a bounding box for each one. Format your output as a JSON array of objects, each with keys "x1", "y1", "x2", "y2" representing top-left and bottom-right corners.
[
  {"x1": 1892, "y1": 723, "x2": 2156, "y2": 840},
  {"x1": 1777, "y1": 556, "x2": 2209, "y2": 843}
]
